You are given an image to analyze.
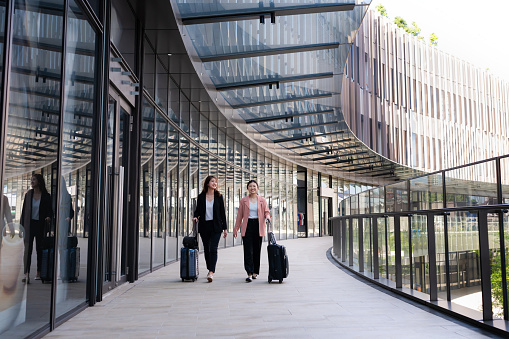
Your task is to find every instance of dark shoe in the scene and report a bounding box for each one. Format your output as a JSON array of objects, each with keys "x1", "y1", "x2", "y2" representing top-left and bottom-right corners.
[
  {"x1": 252, "y1": 274, "x2": 258, "y2": 280},
  {"x1": 246, "y1": 276, "x2": 252, "y2": 282}
]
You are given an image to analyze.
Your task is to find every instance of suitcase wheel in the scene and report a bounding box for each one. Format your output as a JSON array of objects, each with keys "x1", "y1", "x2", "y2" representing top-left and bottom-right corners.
[
  {"x1": 279, "y1": 279, "x2": 283, "y2": 284},
  {"x1": 268, "y1": 277, "x2": 272, "y2": 283},
  {"x1": 182, "y1": 278, "x2": 185, "y2": 282}
]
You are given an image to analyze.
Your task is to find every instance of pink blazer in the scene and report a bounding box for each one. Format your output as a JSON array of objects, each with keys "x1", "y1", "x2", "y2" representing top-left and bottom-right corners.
[{"x1": 234, "y1": 195, "x2": 270, "y2": 237}]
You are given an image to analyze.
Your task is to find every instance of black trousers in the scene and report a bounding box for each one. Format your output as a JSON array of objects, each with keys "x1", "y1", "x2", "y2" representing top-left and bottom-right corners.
[
  {"x1": 24, "y1": 219, "x2": 44, "y2": 274},
  {"x1": 243, "y1": 219, "x2": 263, "y2": 275},
  {"x1": 200, "y1": 220, "x2": 221, "y2": 273}
]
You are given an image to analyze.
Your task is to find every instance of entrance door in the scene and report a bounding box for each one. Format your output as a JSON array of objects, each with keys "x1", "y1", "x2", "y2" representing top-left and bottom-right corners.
[
  {"x1": 103, "y1": 89, "x2": 132, "y2": 291},
  {"x1": 321, "y1": 197, "x2": 330, "y2": 236}
]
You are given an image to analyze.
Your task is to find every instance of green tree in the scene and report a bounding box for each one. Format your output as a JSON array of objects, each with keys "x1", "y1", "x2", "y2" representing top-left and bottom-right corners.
[
  {"x1": 406, "y1": 21, "x2": 421, "y2": 37},
  {"x1": 394, "y1": 16, "x2": 407, "y2": 30},
  {"x1": 430, "y1": 32, "x2": 439, "y2": 46},
  {"x1": 376, "y1": 4, "x2": 388, "y2": 17},
  {"x1": 490, "y1": 250, "x2": 507, "y2": 318}
]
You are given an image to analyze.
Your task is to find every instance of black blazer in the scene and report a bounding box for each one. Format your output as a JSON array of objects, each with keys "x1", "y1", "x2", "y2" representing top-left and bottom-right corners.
[
  {"x1": 193, "y1": 191, "x2": 227, "y2": 233},
  {"x1": 20, "y1": 189, "x2": 53, "y2": 232}
]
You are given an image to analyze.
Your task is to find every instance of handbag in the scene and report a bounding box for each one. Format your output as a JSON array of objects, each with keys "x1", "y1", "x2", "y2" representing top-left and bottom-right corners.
[{"x1": 183, "y1": 218, "x2": 199, "y2": 249}]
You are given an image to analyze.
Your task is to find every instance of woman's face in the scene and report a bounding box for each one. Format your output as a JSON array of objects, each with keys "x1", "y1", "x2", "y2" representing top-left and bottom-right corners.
[
  {"x1": 247, "y1": 182, "x2": 258, "y2": 195},
  {"x1": 208, "y1": 178, "x2": 218, "y2": 191},
  {"x1": 30, "y1": 176, "x2": 39, "y2": 189}
]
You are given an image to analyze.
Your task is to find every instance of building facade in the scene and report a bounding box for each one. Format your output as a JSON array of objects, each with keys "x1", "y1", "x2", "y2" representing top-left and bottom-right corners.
[
  {"x1": 341, "y1": 10, "x2": 509, "y2": 173},
  {"x1": 0, "y1": 1, "x2": 372, "y2": 337}
]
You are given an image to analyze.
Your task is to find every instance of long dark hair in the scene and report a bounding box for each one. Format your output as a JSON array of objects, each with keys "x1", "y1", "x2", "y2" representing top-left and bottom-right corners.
[
  {"x1": 202, "y1": 175, "x2": 221, "y2": 196},
  {"x1": 32, "y1": 173, "x2": 49, "y2": 195}
]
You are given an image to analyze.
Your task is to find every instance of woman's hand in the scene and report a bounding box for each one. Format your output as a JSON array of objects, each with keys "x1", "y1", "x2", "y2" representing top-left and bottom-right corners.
[
  {"x1": 192, "y1": 217, "x2": 198, "y2": 223},
  {"x1": 223, "y1": 230, "x2": 228, "y2": 238},
  {"x1": 45, "y1": 217, "x2": 51, "y2": 222},
  {"x1": 233, "y1": 230, "x2": 237, "y2": 238}
]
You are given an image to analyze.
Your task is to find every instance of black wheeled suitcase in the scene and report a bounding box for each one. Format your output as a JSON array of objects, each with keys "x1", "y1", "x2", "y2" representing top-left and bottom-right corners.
[
  {"x1": 180, "y1": 219, "x2": 199, "y2": 282},
  {"x1": 180, "y1": 248, "x2": 199, "y2": 281},
  {"x1": 266, "y1": 221, "x2": 289, "y2": 284},
  {"x1": 40, "y1": 248, "x2": 54, "y2": 284},
  {"x1": 61, "y1": 247, "x2": 80, "y2": 282}
]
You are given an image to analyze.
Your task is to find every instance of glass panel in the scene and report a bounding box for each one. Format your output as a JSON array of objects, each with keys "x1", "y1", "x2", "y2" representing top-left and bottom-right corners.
[
  {"x1": 386, "y1": 181, "x2": 408, "y2": 212},
  {"x1": 180, "y1": 94, "x2": 189, "y2": 134},
  {"x1": 189, "y1": 104, "x2": 199, "y2": 142},
  {"x1": 358, "y1": 191, "x2": 369, "y2": 214},
  {"x1": 412, "y1": 215, "x2": 429, "y2": 294},
  {"x1": 168, "y1": 78, "x2": 179, "y2": 124},
  {"x1": 55, "y1": 0, "x2": 97, "y2": 318},
  {"x1": 209, "y1": 123, "x2": 217, "y2": 155},
  {"x1": 155, "y1": 59, "x2": 168, "y2": 114},
  {"x1": 179, "y1": 136, "x2": 189, "y2": 237},
  {"x1": 111, "y1": 0, "x2": 136, "y2": 72},
  {"x1": 445, "y1": 160, "x2": 498, "y2": 208},
  {"x1": 199, "y1": 114, "x2": 208, "y2": 149},
  {"x1": 363, "y1": 218, "x2": 372, "y2": 272},
  {"x1": 401, "y1": 217, "x2": 411, "y2": 288},
  {"x1": 2, "y1": 0, "x2": 63, "y2": 335},
  {"x1": 218, "y1": 130, "x2": 226, "y2": 160},
  {"x1": 448, "y1": 212, "x2": 481, "y2": 312},
  {"x1": 410, "y1": 173, "x2": 443, "y2": 210},
  {"x1": 166, "y1": 124, "x2": 178, "y2": 262},
  {"x1": 488, "y1": 213, "x2": 503, "y2": 318},
  {"x1": 139, "y1": 98, "x2": 154, "y2": 274},
  {"x1": 143, "y1": 38, "x2": 155, "y2": 98},
  {"x1": 352, "y1": 218, "x2": 359, "y2": 267},
  {"x1": 153, "y1": 114, "x2": 166, "y2": 268},
  {"x1": 387, "y1": 217, "x2": 396, "y2": 282},
  {"x1": 435, "y1": 215, "x2": 447, "y2": 300}
]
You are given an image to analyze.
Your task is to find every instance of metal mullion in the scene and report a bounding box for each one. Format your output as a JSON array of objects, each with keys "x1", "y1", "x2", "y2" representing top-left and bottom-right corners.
[
  {"x1": 394, "y1": 215, "x2": 401, "y2": 288},
  {"x1": 246, "y1": 109, "x2": 334, "y2": 125},
  {"x1": 0, "y1": 0, "x2": 15, "y2": 193},
  {"x1": 359, "y1": 218, "x2": 364, "y2": 272},
  {"x1": 349, "y1": 218, "x2": 353, "y2": 266},
  {"x1": 428, "y1": 212, "x2": 438, "y2": 301},
  {"x1": 373, "y1": 216, "x2": 379, "y2": 279},
  {"x1": 50, "y1": 0, "x2": 69, "y2": 330},
  {"x1": 92, "y1": 0, "x2": 112, "y2": 303},
  {"x1": 443, "y1": 212, "x2": 451, "y2": 301},
  {"x1": 478, "y1": 210, "x2": 493, "y2": 321},
  {"x1": 495, "y1": 158, "x2": 508, "y2": 319},
  {"x1": 384, "y1": 216, "x2": 389, "y2": 279},
  {"x1": 408, "y1": 215, "x2": 413, "y2": 289}
]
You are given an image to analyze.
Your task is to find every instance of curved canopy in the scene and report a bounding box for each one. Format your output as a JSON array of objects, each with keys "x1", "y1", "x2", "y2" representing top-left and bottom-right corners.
[{"x1": 173, "y1": 1, "x2": 419, "y2": 182}]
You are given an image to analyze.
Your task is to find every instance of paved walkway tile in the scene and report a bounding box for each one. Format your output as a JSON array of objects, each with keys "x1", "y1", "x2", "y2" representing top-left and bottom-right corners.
[{"x1": 46, "y1": 237, "x2": 501, "y2": 338}]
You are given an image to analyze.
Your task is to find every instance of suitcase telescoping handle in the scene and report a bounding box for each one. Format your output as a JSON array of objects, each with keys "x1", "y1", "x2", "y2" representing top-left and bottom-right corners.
[{"x1": 266, "y1": 219, "x2": 276, "y2": 245}]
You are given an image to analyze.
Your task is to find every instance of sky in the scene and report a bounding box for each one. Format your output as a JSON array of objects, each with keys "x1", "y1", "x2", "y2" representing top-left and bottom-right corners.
[{"x1": 369, "y1": 0, "x2": 509, "y2": 83}]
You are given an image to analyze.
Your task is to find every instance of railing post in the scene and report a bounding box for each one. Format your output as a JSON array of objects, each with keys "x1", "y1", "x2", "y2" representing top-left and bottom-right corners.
[
  {"x1": 428, "y1": 213, "x2": 438, "y2": 301},
  {"x1": 342, "y1": 218, "x2": 347, "y2": 262},
  {"x1": 359, "y1": 218, "x2": 364, "y2": 272},
  {"x1": 373, "y1": 216, "x2": 379, "y2": 279},
  {"x1": 478, "y1": 210, "x2": 493, "y2": 321},
  {"x1": 395, "y1": 215, "x2": 402, "y2": 288},
  {"x1": 349, "y1": 218, "x2": 353, "y2": 267}
]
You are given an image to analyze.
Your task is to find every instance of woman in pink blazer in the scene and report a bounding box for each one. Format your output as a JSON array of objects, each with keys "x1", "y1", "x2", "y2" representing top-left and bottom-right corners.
[{"x1": 233, "y1": 180, "x2": 270, "y2": 282}]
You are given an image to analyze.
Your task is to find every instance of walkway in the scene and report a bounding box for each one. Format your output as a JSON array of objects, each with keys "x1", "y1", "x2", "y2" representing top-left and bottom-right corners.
[{"x1": 46, "y1": 237, "x2": 499, "y2": 338}]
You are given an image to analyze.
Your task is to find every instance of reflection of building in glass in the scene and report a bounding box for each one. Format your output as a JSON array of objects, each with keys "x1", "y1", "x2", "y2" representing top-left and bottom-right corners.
[{"x1": 342, "y1": 10, "x2": 509, "y2": 174}]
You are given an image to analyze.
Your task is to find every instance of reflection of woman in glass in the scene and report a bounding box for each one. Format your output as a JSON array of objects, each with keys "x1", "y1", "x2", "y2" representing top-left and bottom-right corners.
[
  {"x1": 20, "y1": 174, "x2": 53, "y2": 283},
  {"x1": 192, "y1": 176, "x2": 228, "y2": 282},
  {"x1": 1, "y1": 195, "x2": 13, "y2": 227}
]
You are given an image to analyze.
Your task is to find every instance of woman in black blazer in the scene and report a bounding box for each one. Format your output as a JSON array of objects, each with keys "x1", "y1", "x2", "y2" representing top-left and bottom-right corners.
[
  {"x1": 20, "y1": 174, "x2": 53, "y2": 283},
  {"x1": 192, "y1": 175, "x2": 227, "y2": 282}
]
